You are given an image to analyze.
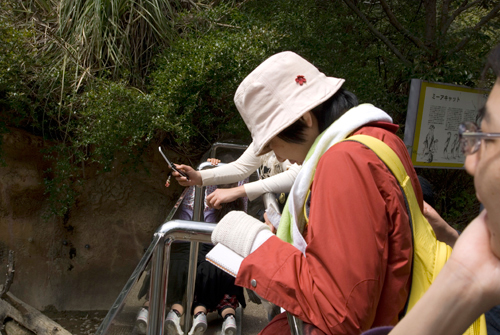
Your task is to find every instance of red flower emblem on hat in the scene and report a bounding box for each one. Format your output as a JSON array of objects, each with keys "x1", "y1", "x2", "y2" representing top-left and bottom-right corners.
[{"x1": 295, "y1": 75, "x2": 307, "y2": 86}]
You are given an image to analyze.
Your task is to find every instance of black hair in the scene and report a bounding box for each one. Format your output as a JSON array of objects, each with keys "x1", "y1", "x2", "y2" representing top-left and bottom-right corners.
[
  {"x1": 215, "y1": 198, "x2": 245, "y2": 222},
  {"x1": 417, "y1": 175, "x2": 435, "y2": 208},
  {"x1": 277, "y1": 88, "x2": 359, "y2": 144}
]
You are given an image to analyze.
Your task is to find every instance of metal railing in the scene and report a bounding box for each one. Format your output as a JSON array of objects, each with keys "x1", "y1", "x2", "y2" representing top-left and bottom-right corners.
[
  {"x1": 96, "y1": 143, "x2": 250, "y2": 335},
  {"x1": 96, "y1": 142, "x2": 305, "y2": 335},
  {"x1": 148, "y1": 219, "x2": 216, "y2": 335}
]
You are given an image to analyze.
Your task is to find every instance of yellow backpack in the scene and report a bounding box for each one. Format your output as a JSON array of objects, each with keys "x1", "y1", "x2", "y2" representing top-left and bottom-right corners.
[{"x1": 346, "y1": 134, "x2": 486, "y2": 335}]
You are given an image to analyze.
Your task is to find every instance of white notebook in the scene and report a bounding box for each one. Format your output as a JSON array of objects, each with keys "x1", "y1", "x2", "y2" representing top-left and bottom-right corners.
[{"x1": 206, "y1": 243, "x2": 244, "y2": 278}]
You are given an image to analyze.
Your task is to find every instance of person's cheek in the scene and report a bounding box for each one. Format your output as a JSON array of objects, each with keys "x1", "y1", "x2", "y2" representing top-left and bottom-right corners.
[{"x1": 464, "y1": 152, "x2": 478, "y2": 176}]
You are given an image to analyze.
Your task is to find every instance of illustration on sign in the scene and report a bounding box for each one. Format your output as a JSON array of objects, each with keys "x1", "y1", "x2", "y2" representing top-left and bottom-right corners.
[{"x1": 404, "y1": 80, "x2": 488, "y2": 168}]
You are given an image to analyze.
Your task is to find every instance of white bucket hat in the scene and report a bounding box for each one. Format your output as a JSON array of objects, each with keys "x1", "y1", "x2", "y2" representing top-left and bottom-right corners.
[{"x1": 234, "y1": 51, "x2": 345, "y2": 156}]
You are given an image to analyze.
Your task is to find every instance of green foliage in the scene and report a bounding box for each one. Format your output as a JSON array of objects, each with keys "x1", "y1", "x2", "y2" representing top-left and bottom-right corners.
[
  {"x1": 75, "y1": 81, "x2": 170, "y2": 170},
  {"x1": 1, "y1": 0, "x2": 499, "y2": 219},
  {"x1": 417, "y1": 168, "x2": 479, "y2": 232},
  {"x1": 150, "y1": 10, "x2": 283, "y2": 154},
  {"x1": 6, "y1": 0, "x2": 199, "y2": 87},
  {"x1": 42, "y1": 144, "x2": 81, "y2": 219},
  {"x1": 0, "y1": 4, "x2": 35, "y2": 121},
  {"x1": 73, "y1": 5, "x2": 284, "y2": 167},
  {"x1": 0, "y1": 2, "x2": 36, "y2": 165}
]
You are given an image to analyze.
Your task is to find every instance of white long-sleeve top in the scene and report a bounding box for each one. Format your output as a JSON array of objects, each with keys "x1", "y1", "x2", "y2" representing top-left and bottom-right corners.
[{"x1": 199, "y1": 142, "x2": 300, "y2": 201}]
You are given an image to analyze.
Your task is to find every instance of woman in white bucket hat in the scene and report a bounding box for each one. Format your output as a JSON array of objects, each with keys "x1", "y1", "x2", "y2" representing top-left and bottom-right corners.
[{"x1": 208, "y1": 51, "x2": 421, "y2": 335}]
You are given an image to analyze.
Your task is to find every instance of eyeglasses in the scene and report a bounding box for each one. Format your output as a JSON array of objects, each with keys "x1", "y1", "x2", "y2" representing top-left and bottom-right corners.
[{"x1": 458, "y1": 121, "x2": 500, "y2": 155}]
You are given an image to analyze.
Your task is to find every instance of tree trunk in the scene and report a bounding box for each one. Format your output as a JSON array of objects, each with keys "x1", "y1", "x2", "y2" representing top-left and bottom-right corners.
[
  {"x1": 0, "y1": 293, "x2": 71, "y2": 335},
  {"x1": 424, "y1": 0, "x2": 437, "y2": 55},
  {"x1": 5, "y1": 320, "x2": 33, "y2": 335}
]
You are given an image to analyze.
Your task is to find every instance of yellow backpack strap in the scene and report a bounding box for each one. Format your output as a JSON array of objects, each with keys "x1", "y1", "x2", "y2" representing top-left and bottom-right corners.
[{"x1": 344, "y1": 134, "x2": 486, "y2": 335}]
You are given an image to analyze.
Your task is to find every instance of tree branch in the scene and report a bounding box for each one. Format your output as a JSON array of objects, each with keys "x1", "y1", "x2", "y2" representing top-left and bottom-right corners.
[
  {"x1": 441, "y1": 0, "x2": 452, "y2": 19},
  {"x1": 379, "y1": 0, "x2": 431, "y2": 53},
  {"x1": 423, "y1": 0, "x2": 437, "y2": 49},
  {"x1": 440, "y1": 0, "x2": 452, "y2": 32},
  {"x1": 449, "y1": 2, "x2": 500, "y2": 55},
  {"x1": 342, "y1": 0, "x2": 412, "y2": 67},
  {"x1": 441, "y1": 0, "x2": 483, "y2": 36}
]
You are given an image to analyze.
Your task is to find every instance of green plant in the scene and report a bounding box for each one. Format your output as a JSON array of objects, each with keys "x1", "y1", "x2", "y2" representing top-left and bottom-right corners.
[
  {"x1": 150, "y1": 9, "x2": 283, "y2": 154},
  {"x1": 75, "y1": 80, "x2": 168, "y2": 170},
  {"x1": 1, "y1": 0, "x2": 498, "y2": 220}
]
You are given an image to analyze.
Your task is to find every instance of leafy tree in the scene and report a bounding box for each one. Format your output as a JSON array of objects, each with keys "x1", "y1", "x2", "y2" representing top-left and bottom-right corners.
[
  {"x1": 341, "y1": 0, "x2": 500, "y2": 84},
  {"x1": 150, "y1": 12, "x2": 283, "y2": 155},
  {"x1": 6, "y1": 2, "x2": 282, "y2": 217},
  {"x1": 339, "y1": 0, "x2": 500, "y2": 227},
  {"x1": 1, "y1": 0, "x2": 498, "y2": 223}
]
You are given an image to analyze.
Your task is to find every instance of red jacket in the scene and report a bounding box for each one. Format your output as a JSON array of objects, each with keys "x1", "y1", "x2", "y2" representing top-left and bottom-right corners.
[{"x1": 235, "y1": 123, "x2": 422, "y2": 334}]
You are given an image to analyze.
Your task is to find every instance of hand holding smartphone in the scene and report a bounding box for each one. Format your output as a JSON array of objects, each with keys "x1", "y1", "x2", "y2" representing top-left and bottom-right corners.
[{"x1": 158, "y1": 147, "x2": 190, "y2": 180}]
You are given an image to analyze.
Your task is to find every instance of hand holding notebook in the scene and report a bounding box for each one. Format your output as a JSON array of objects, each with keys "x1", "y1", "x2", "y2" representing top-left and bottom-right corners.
[{"x1": 206, "y1": 210, "x2": 274, "y2": 277}]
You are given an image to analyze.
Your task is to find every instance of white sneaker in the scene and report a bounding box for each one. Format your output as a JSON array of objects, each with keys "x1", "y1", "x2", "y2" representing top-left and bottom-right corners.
[
  {"x1": 135, "y1": 307, "x2": 148, "y2": 334},
  {"x1": 165, "y1": 310, "x2": 184, "y2": 335},
  {"x1": 221, "y1": 314, "x2": 236, "y2": 335},
  {"x1": 187, "y1": 312, "x2": 207, "y2": 335}
]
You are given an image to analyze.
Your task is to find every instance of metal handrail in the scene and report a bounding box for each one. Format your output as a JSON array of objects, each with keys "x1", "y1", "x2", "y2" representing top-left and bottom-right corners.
[
  {"x1": 182, "y1": 161, "x2": 223, "y2": 332},
  {"x1": 209, "y1": 142, "x2": 248, "y2": 158},
  {"x1": 94, "y1": 219, "x2": 215, "y2": 335},
  {"x1": 149, "y1": 143, "x2": 248, "y2": 333},
  {"x1": 96, "y1": 141, "x2": 306, "y2": 335},
  {"x1": 147, "y1": 219, "x2": 216, "y2": 335}
]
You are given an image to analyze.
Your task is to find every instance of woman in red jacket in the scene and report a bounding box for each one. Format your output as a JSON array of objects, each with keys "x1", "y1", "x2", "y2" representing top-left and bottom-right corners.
[{"x1": 194, "y1": 51, "x2": 421, "y2": 334}]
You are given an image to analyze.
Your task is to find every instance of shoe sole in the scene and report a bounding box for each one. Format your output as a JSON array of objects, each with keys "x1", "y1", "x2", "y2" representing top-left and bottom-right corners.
[
  {"x1": 188, "y1": 323, "x2": 207, "y2": 335},
  {"x1": 223, "y1": 325, "x2": 236, "y2": 335},
  {"x1": 135, "y1": 322, "x2": 147, "y2": 335},
  {"x1": 165, "y1": 320, "x2": 183, "y2": 335}
]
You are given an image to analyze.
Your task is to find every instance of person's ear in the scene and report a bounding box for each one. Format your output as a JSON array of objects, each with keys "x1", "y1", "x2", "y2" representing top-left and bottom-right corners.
[{"x1": 301, "y1": 111, "x2": 314, "y2": 128}]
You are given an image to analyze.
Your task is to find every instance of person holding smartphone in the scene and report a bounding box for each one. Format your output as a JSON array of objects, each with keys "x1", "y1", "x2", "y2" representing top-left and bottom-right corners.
[{"x1": 171, "y1": 143, "x2": 300, "y2": 210}]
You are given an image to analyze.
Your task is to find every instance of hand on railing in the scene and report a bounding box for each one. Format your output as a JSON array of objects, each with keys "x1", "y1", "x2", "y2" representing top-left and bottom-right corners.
[
  {"x1": 206, "y1": 186, "x2": 246, "y2": 209},
  {"x1": 206, "y1": 158, "x2": 221, "y2": 165}
]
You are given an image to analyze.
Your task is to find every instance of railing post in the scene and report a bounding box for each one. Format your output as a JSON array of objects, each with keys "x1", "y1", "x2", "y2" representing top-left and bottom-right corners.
[
  {"x1": 147, "y1": 235, "x2": 172, "y2": 335},
  {"x1": 184, "y1": 185, "x2": 205, "y2": 332}
]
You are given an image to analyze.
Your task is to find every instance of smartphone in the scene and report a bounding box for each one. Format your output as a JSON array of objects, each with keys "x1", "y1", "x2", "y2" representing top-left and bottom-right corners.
[{"x1": 158, "y1": 146, "x2": 190, "y2": 180}]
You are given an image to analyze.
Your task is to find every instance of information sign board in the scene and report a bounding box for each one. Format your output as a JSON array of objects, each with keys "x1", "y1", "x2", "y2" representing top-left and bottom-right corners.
[{"x1": 404, "y1": 79, "x2": 488, "y2": 168}]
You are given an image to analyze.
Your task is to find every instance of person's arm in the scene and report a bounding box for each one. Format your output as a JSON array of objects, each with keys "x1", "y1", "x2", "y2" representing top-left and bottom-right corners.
[
  {"x1": 205, "y1": 186, "x2": 247, "y2": 209},
  {"x1": 389, "y1": 210, "x2": 500, "y2": 335},
  {"x1": 423, "y1": 201, "x2": 460, "y2": 248},
  {"x1": 243, "y1": 163, "x2": 300, "y2": 200},
  {"x1": 205, "y1": 164, "x2": 300, "y2": 208},
  {"x1": 234, "y1": 142, "x2": 412, "y2": 334},
  {"x1": 198, "y1": 143, "x2": 262, "y2": 186},
  {"x1": 173, "y1": 144, "x2": 260, "y2": 187}
]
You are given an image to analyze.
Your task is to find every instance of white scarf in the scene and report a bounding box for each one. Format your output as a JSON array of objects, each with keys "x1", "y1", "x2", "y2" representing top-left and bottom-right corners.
[{"x1": 279, "y1": 104, "x2": 393, "y2": 253}]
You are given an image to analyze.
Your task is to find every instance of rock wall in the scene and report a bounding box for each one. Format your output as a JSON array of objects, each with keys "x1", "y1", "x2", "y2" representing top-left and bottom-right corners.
[{"x1": 0, "y1": 128, "x2": 184, "y2": 311}]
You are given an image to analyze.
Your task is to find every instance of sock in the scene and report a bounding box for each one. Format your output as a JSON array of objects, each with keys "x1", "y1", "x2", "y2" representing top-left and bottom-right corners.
[{"x1": 223, "y1": 313, "x2": 235, "y2": 320}]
